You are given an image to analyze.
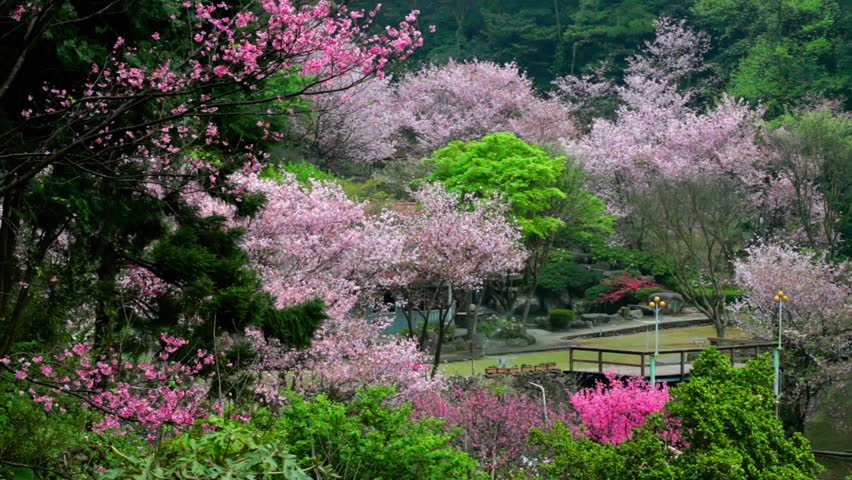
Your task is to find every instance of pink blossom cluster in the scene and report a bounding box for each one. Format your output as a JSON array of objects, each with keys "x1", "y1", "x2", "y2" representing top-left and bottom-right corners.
[
  {"x1": 19, "y1": 0, "x2": 423, "y2": 193},
  {"x1": 413, "y1": 385, "x2": 569, "y2": 472},
  {"x1": 561, "y1": 18, "x2": 766, "y2": 213},
  {"x1": 299, "y1": 60, "x2": 578, "y2": 165},
  {"x1": 732, "y1": 242, "x2": 851, "y2": 363},
  {"x1": 296, "y1": 71, "x2": 410, "y2": 165},
  {"x1": 1, "y1": 333, "x2": 216, "y2": 438},
  {"x1": 570, "y1": 373, "x2": 673, "y2": 445},
  {"x1": 389, "y1": 183, "x2": 527, "y2": 293},
  {"x1": 396, "y1": 60, "x2": 578, "y2": 153}
]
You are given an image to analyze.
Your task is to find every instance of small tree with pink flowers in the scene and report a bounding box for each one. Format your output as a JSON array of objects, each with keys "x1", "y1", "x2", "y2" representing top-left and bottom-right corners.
[
  {"x1": 570, "y1": 373, "x2": 673, "y2": 445},
  {"x1": 396, "y1": 60, "x2": 577, "y2": 154},
  {"x1": 412, "y1": 384, "x2": 568, "y2": 476},
  {"x1": 0, "y1": 333, "x2": 216, "y2": 441},
  {"x1": 733, "y1": 241, "x2": 851, "y2": 431},
  {"x1": 388, "y1": 183, "x2": 527, "y2": 375}
]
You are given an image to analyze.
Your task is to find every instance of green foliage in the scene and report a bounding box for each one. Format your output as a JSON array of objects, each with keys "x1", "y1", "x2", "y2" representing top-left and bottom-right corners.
[
  {"x1": 262, "y1": 298, "x2": 328, "y2": 350},
  {"x1": 102, "y1": 417, "x2": 310, "y2": 480},
  {"x1": 547, "y1": 161, "x2": 615, "y2": 253},
  {"x1": 475, "y1": 317, "x2": 513, "y2": 337},
  {"x1": 548, "y1": 309, "x2": 576, "y2": 329},
  {"x1": 693, "y1": 0, "x2": 850, "y2": 115},
  {"x1": 583, "y1": 284, "x2": 609, "y2": 302},
  {"x1": 263, "y1": 161, "x2": 337, "y2": 185},
  {"x1": 634, "y1": 287, "x2": 666, "y2": 303},
  {"x1": 491, "y1": 322, "x2": 529, "y2": 340},
  {"x1": 539, "y1": 249, "x2": 601, "y2": 293},
  {"x1": 277, "y1": 387, "x2": 484, "y2": 480},
  {"x1": 428, "y1": 132, "x2": 566, "y2": 240},
  {"x1": 530, "y1": 417, "x2": 677, "y2": 480},
  {"x1": 766, "y1": 108, "x2": 852, "y2": 259},
  {"x1": 0, "y1": 386, "x2": 98, "y2": 479},
  {"x1": 668, "y1": 349, "x2": 823, "y2": 479},
  {"x1": 148, "y1": 211, "x2": 325, "y2": 350}
]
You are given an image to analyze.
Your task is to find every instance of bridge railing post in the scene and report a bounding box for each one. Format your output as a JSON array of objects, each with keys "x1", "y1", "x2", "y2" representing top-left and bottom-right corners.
[
  {"x1": 597, "y1": 351, "x2": 603, "y2": 373},
  {"x1": 569, "y1": 348, "x2": 574, "y2": 372},
  {"x1": 680, "y1": 351, "x2": 685, "y2": 381},
  {"x1": 640, "y1": 352, "x2": 645, "y2": 378}
]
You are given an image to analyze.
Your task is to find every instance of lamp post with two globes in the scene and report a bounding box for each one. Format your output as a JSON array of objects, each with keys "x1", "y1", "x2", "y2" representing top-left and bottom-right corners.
[
  {"x1": 648, "y1": 296, "x2": 667, "y2": 386},
  {"x1": 773, "y1": 290, "x2": 789, "y2": 415}
]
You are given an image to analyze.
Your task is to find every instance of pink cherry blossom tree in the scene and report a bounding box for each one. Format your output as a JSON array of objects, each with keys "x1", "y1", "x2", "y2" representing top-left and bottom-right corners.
[
  {"x1": 8, "y1": 1, "x2": 425, "y2": 191},
  {"x1": 388, "y1": 183, "x2": 527, "y2": 375},
  {"x1": 295, "y1": 72, "x2": 411, "y2": 167},
  {"x1": 0, "y1": 333, "x2": 216, "y2": 440},
  {"x1": 560, "y1": 18, "x2": 765, "y2": 215},
  {"x1": 412, "y1": 384, "x2": 568, "y2": 475},
  {"x1": 183, "y1": 171, "x2": 438, "y2": 401},
  {"x1": 732, "y1": 241, "x2": 851, "y2": 431},
  {"x1": 570, "y1": 373, "x2": 673, "y2": 445},
  {"x1": 0, "y1": 0, "x2": 425, "y2": 356},
  {"x1": 396, "y1": 60, "x2": 577, "y2": 154}
]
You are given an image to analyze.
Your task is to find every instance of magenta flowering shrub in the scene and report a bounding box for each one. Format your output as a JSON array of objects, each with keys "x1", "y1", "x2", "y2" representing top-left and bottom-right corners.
[
  {"x1": 1, "y1": 333, "x2": 217, "y2": 439},
  {"x1": 412, "y1": 385, "x2": 568, "y2": 473},
  {"x1": 570, "y1": 373, "x2": 673, "y2": 445}
]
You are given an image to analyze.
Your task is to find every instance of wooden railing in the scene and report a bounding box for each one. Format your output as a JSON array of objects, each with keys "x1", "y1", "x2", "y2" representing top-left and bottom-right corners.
[{"x1": 567, "y1": 341, "x2": 777, "y2": 381}]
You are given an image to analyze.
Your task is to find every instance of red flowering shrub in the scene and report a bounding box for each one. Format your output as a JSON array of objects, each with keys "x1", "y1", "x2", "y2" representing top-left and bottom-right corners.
[{"x1": 599, "y1": 274, "x2": 660, "y2": 304}]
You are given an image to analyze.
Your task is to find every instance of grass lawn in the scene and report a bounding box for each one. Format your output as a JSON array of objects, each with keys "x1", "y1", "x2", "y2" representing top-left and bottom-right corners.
[{"x1": 438, "y1": 325, "x2": 753, "y2": 377}]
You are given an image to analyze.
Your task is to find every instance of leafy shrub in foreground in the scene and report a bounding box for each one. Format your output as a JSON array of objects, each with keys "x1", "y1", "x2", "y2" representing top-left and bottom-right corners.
[{"x1": 278, "y1": 387, "x2": 484, "y2": 480}]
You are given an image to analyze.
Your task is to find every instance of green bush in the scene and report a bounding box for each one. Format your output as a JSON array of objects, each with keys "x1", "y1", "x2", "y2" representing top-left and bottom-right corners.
[
  {"x1": 0, "y1": 385, "x2": 106, "y2": 479},
  {"x1": 102, "y1": 417, "x2": 309, "y2": 480},
  {"x1": 491, "y1": 322, "x2": 527, "y2": 340},
  {"x1": 277, "y1": 387, "x2": 484, "y2": 480},
  {"x1": 104, "y1": 388, "x2": 483, "y2": 480},
  {"x1": 634, "y1": 287, "x2": 666, "y2": 303},
  {"x1": 697, "y1": 287, "x2": 748, "y2": 305},
  {"x1": 548, "y1": 309, "x2": 576, "y2": 330},
  {"x1": 583, "y1": 284, "x2": 609, "y2": 302},
  {"x1": 539, "y1": 250, "x2": 601, "y2": 293}
]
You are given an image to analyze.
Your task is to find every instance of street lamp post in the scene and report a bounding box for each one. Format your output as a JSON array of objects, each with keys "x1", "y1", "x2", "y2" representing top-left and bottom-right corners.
[
  {"x1": 647, "y1": 296, "x2": 667, "y2": 386},
  {"x1": 773, "y1": 290, "x2": 789, "y2": 416}
]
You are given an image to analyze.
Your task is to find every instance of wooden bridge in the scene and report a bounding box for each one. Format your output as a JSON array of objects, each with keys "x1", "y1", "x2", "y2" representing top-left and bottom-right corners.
[{"x1": 566, "y1": 338, "x2": 777, "y2": 383}]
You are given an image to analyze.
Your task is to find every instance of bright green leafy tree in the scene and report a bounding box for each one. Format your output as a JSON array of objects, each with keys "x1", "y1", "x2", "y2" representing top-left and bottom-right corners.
[{"x1": 429, "y1": 132, "x2": 566, "y2": 321}]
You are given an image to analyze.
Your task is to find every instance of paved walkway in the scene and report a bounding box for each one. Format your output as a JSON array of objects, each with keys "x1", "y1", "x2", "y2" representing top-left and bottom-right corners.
[{"x1": 442, "y1": 309, "x2": 712, "y2": 362}]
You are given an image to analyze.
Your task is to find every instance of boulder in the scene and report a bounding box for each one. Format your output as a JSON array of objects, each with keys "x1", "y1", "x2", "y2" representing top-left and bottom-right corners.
[
  {"x1": 505, "y1": 337, "x2": 532, "y2": 347},
  {"x1": 580, "y1": 313, "x2": 610, "y2": 326},
  {"x1": 570, "y1": 299, "x2": 591, "y2": 314},
  {"x1": 629, "y1": 308, "x2": 644, "y2": 319},
  {"x1": 648, "y1": 292, "x2": 686, "y2": 314}
]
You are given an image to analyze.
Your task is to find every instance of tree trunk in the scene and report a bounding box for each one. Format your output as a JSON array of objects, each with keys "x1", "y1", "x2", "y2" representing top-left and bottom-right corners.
[
  {"x1": 0, "y1": 224, "x2": 55, "y2": 356},
  {"x1": 93, "y1": 256, "x2": 119, "y2": 349}
]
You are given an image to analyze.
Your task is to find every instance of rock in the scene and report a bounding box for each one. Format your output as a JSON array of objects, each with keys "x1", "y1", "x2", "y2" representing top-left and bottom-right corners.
[
  {"x1": 570, "y1": 299, "x2": 591, "y2": 314},
  {"x1": 590, "y1": 261, "x2": 611, "y2": 272},
  {"x1": 629, "y1": 308, "x2": 644, "y2": 319},
  {"x1": 506, "y1": 338, "x2": 529, "y2": 347},
  {"x1": 569, "y1": 320, "x2": 588, "y2": 329},
  {"x1": 648, "y1": 292, "x2": 686, "y2": 314},
  {"x1": 580, "y1": 313, "x2": 610, "y2": 326}
]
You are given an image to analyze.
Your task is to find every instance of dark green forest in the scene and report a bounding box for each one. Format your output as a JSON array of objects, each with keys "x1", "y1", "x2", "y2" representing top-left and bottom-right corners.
[{"x1": 359, "y1": 0, "x2": 852, "y2": 115}]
